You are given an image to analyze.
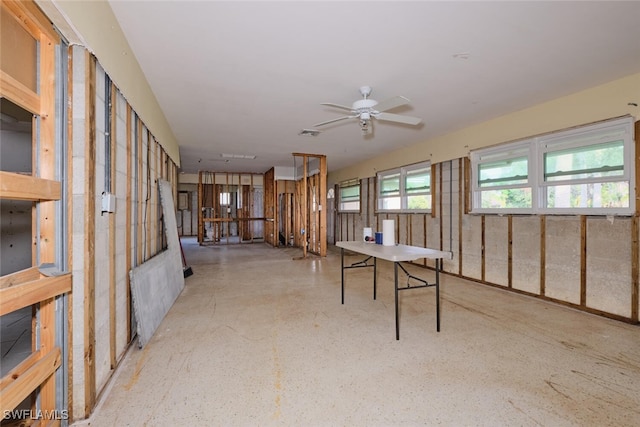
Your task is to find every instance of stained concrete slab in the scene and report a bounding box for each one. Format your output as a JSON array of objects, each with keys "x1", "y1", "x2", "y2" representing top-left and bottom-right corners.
[{"x1": 78, "y1": 240, "x2": 640, "y2": 426}]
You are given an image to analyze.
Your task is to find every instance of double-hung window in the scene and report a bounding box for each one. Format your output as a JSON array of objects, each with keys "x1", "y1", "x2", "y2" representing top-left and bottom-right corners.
[
  {"x1": 338, "y1": 178, "x2": 360, "y2": 212},
  {"x1": 470, "y1": 116, "x2": 634, "y2": 215},
  {"x1": 377, "y1": 161, "x2": 431, "y2": 212}
]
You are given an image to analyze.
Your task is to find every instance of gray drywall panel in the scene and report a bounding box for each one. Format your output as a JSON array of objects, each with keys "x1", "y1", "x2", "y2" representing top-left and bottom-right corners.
[{"x1": 130, "y1": 179, "x2": 184, "y2": 348}]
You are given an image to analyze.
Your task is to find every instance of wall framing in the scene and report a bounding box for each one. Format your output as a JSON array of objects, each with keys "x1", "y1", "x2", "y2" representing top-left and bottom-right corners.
[
  {"x1": 334, "y1": 124, "x2": 640, "y2": 324},
  {"x1": 0, "y1": 0, "x2": 70, "y2": 421}
]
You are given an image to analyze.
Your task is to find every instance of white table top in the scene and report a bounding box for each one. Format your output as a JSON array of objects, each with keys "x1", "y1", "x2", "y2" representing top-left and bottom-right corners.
[{"x1": 336, "y1": 241, "x2": 452, "y2": 262}]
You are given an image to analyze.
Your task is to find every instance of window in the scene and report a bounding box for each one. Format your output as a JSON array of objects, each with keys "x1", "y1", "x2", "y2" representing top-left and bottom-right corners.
[
  {"x1": 472, "y1": 141, "x2": 532, "y2": 212},
  {"x1": 338, "y1": 178, "x2": 360, "y2": 212},
  {"x1": 377, "y1": 161, "x2": 431, "y2": 212},
  {"x1": 471, "y1": 116, "x2": 635, "y2": 215}
]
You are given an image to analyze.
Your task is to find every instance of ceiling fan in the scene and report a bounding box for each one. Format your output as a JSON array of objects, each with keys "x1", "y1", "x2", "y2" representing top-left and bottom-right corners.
[{"x1": 313, "y1": 86, "x2": 422, "y2": 135}]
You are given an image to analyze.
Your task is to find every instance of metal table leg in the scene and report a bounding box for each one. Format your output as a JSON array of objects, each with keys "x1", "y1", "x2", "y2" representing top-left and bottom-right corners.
[
  {"x1": 341, "y1": 247, "x2": 345, "y2": 304},
  {"x1": 436, "y1": 258, "x2": 440, "y2": 332},
  {"x1": 394, "y1": 261, "x2": 399, "y2": 340},
  {"x1": 373, "y1": 257, "x2": 377, "y2": 300}
]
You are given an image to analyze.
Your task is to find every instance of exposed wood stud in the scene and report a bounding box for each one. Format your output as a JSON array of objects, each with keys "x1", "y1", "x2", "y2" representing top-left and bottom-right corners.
[
  {"x1": 439, "y1": 164, "x2": 443, "y2": 251},
  {"x1": 136, "y1": 117, "x2": 143, "y2": 264},
  {"x1": 423, "y1": 214, "x2": 427, "y2": 267},
  {"x1": 408, "y1": 212, "x2": 412, "y2": 246},
  {"x1": 84, "y1": 53, "x2": 97, "y2": 414},
  {"x1": 0, "y1": 348, "x2": 62, "y2": 413},
  {"x1": 508, "y1": 215, "x2": 513, "y2": 288},
  {"x1": 632, "y1": 120, "x2": 640, "y2": 321},
  {"x1": 431, "y1": 164, "x2": 437, "y2": 219},
  {"x1": 481, "y1": 215, "x2": 485, "y2": 282},
  {"x1": 37, "y1": 28, "x2": 57, "y2": 413},
  {"x1": 126, "y1": 104, "x2": 132, "y2": 343},
  {"x1": 0, "y1": 275, "x2": 71, "y2": 316},
  {"x1": 458, "y1": 158, "x2": 463, "y2": 275},
  {"x1": 540, "y1": 216, "x2": 546, "y2": 296},
  {"x1": 580, "y1": 216, "x2": 587, "y2": 306},
  {"x1": 0, "y1": 171, "x2": 61, "y2": 200},
  {"x1": 109, "y1": 80, "x2": 117, "y2": 369},
  {"x1": 0, "y1": 267, "x2": 40, "y2": 289},
  {"x1": 463, "y1": 157, "x2": 471, "y2": 214},
  {"x1": 632, "y1": 215, "x2": 639, "y2": 322},
  {"x1": 66, "y1": 45, "x2": 75, "y2": 420}
]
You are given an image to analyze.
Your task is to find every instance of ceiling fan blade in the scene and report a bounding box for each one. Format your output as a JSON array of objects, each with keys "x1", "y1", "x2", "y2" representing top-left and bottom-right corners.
[
  {"x1": 373, "y1": 96, "x2": 411, "y2": 112},
  {"x1": 313, "y1": 115, "x2": 355, "y2": 127},
  {"x1": 375, "y1": 112, "x2": 422, "y2": 126},
  {"x1": 320, "y1": 102, "x2": 354, "y2": 112}
]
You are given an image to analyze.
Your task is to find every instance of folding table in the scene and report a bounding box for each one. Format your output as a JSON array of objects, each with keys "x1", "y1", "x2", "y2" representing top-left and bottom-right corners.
[{"x1": 337, "y1": 241, "x2": 452, "y2": 340}]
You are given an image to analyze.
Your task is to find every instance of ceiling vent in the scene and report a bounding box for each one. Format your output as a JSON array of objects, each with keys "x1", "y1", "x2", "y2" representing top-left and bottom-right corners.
[{"x1": 299, "y1": 129, "x2": 321, "y2": 137}]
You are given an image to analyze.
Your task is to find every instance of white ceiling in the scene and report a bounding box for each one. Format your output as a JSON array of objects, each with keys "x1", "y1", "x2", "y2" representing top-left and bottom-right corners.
[{"x1": 108, "y1": 1, "x2": 640, "y2": 175}]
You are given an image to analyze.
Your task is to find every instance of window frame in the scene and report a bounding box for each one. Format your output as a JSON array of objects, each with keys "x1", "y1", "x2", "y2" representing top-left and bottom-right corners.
[
  {"x1": 377, "y1": 161, "x2": 432, "y2": 213},
  {"x1": 337, "y1": 178, "x2": 361, "y2": 213},
  {"x1": 471, "y1": 140, "x2": 535, "y2": 214},
  {"x1": 470, "y1": 116, "x2": 635, "y2": 215}
]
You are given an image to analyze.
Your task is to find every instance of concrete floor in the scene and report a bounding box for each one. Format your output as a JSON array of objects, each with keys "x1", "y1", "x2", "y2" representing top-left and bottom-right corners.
[{"x1": 77, "y1": 238, "x2": 640, "y2": 426}]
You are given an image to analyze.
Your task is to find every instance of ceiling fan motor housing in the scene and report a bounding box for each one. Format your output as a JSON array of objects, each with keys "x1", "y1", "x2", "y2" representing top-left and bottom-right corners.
[{"x1": 352, "y1": 99, "x2": 378, "y2": 113}]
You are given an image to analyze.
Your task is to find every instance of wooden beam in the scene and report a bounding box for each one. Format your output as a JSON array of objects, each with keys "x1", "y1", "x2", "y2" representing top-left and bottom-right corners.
[
  {"x1": 633, "y1": 120, "x2": 640, "y2": 321},
  {"x1": 109, "y1": 80, "x2": 117, "y2": 368},
  {"x1": 508, "y1": 215, "x2": 513, "y2": 288},
  {"x1": 0, "y1": 267, "x2": 40, "y2": 289},
  {"x1": 36, "y1": 31, "x2": 58, "y2": 413},
  {"x1": 0, "y1": 274, "x2": 71, "y2": 316},
  {"x1": 126, "y1": 104, "x2": 133, "y2": 342},
  {"x1": 2, "y1": 0, "x2": 60, "y2": 42},
  {"x1": 439, "y1": 163, "x2": 443, "y2": 251},
  {"x1": 431, "y1": 163, "x2": 437, "y2": 219},
  {"x1": 580, "y1": 216, "x2": 587, "y2": 306},
  {"x1": 319, "y1": 155, "x2": 327, "y2": 256},
  {"x1": 0, "y1": 171, "x2": 61, "y2": 201},
  {"x1": 463, "y1": 157, "x2": 471, "y2": 214},
  {"x1": 0, "y1": 347, "x2": 61, "y2": 412},
  {"x1": 632, "y1": 215, "x2": 639, "y2": 322},
  {"x1": 66, "y1": 44, "x2": 75, "y2": 421},
  {"x1": 136, "y1": 119, "x2": 143, "y2": 262},
  {"x1": 458, "y1": 158, "x2": 463, "y2": 275},
  {"x1": 84, "y1": 53, "x2": 97, "y2": 414},
  {"x1": 540, "y1": 216, "x2": 546, "y2": 296},
  {"x1": 0, "y1": 70, "x2": 40, "y2": 114},
  {"x1": 481, "y1": 215, "x2": 485, "y2": 282},
  {"x1": 145, "y1": 131, "x2": 152, "y2": 258},
  {"x1": 423, "y1": 214, "x2": 427, "y2": 267},
  {"x1": 303, "y1": 156, "x2": 308, "y2": 257}
]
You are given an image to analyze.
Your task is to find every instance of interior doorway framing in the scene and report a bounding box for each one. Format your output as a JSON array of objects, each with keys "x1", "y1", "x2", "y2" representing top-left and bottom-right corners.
[{"x1": 292, "y1": 153, "x2": 327, "y2": 258}]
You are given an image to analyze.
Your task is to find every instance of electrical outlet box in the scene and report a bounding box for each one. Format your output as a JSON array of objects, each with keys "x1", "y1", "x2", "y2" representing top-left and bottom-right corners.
[{"x1": 102, "y1": 192, "x2": 116, "y2": 213}]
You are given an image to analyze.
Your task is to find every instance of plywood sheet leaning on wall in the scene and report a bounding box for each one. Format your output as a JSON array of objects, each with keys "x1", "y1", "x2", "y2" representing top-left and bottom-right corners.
[{"x1": 129, "y1": 179, "x2": 185, "y2": 347}]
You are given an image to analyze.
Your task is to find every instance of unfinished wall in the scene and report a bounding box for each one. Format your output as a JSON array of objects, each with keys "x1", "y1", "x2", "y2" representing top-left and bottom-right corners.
[
  {"x1": 70, "y1": 46, "x2": 178, "y2": 420},
  {"x1": 177, "y1": 183, "x2": 197, "y2": 236},
  {"x1": 334, "y1": 150, "x2": 639, "y2": 324},
  {"x1": 0, "y1": 121, "x2": 32, "y2": 276}
]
